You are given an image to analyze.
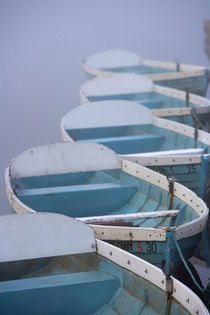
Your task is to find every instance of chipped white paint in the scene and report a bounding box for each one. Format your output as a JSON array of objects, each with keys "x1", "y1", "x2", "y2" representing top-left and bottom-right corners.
[
  {"x1": 97, "y1": 239, "x2": 166, "y2": 288},
  {"x1": 61, "y1": 101, "x2": 152, "y2": 130},
  {"x1": 0, "y1": 213, "x2": 96, "y2": 263},
  {"x1": 171, "y1": 273, "x2": 208, "y2": 315},
  {"x1": 5, "y1": 169, "x2": 35, "y2": 214},
  {"x1": 78, "y1": 210, "x2": 179, "y2": 224},
  {"x1": 122, "y1": 148, "x2": 204, "y2": 158},
  {"x1": 152, "y1": 107, "x2": 192, "y2": 118},
  {"x1": 80, "y1": 74, "x2": 154, "y2": 99},
  {"x1": 7, "y1": 142, "x2": 121, "y2": 179},
  {"x1": 155, "y1": 85, "x2": 210, "y2": 106},
  {"x1": 121, "y1": 154, "x2": 202, "y2": 167},
  {"x1": 153, "y1": 116, "x2": 210, "y2": 146},
  {"x1": 96, "y1": 240, "x2": 208, "y2": 315},
  {"x1": 92, "y1": 226, "x2": 166, "y2": 241}
]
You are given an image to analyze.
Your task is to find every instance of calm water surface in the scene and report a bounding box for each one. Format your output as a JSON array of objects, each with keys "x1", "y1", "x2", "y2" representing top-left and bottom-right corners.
[{"x1": 1, "y1": 0, "x2": 210, "y2": 285}]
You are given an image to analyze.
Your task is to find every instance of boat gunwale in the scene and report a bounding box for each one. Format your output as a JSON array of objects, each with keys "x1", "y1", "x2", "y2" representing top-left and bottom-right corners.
[
  {"x1": 96, "y1": 239, "x2": 209, "y2": 315},
  {"x1": 0, "y1": 212, "x2": 208, "y2": 314},
  {"x1": 119, "y1": 153, "x2": 205, "y2": 167},
  {"x1": 81, "y1": 58, "x2": 207, "y2": 81},
  {"x1": 61, "y1": 103, "x2": 210, "y2": 145},
  {"x1": 5, "y1": 149, "x2": 208, "y2": 242},
  {"x1": 152, "y1": 116, "x2": 210, "y2": 146}
]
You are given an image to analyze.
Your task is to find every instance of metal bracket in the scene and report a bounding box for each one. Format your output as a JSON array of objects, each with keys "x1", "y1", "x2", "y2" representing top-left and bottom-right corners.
[
  {"x1": 175, "y1": 59, "x2": 180, "y2": 72},
  {"x1": 168, "y1": 177, "x2": 175, "y2": 209},
  {"x1": 194, "y1": 127, "x2": 198, "y2": 142},
  {"x1": 185, "y1": 88, "x2": 189, "y2": 107}
]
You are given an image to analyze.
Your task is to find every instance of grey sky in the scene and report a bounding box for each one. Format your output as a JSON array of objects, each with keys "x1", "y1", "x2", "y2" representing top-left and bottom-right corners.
[{"x1": 1, "y1": 0, "x2": 210, "y2": 214}]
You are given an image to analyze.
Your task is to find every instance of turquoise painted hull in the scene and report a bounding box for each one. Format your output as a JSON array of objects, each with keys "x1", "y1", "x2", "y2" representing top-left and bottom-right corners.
[
  {"x1": 11, "y1": 168, "x2": 200, "y2": 274},
  {"x1": 0, "y1": 253, "x2": 191, "y2": 315}
]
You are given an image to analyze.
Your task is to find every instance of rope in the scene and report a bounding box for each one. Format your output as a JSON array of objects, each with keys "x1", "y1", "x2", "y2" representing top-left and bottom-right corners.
[
  {"x1": 191, "y1": 109, "x2": 210, "y2": 132},
  {"x1": 171, "y1": 231, "x2": 204, "y2": 293}
]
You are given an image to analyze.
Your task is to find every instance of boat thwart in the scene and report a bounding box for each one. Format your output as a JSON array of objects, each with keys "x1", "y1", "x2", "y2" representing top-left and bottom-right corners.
[{"x1": 0, "y1": 212, "x2": 208, "y2": 314}]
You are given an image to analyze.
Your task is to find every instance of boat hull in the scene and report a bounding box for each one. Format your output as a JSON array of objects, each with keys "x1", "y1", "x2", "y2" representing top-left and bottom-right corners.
[{"x1": 107, "y1": 233, "x2": 201, "y2": 274}]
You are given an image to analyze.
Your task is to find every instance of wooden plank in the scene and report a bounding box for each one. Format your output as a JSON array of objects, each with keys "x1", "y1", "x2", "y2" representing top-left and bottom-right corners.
[
  {"x1": 124, "y1": 147, "x2": 203, "y2": 157},
  {"x1": 93, "y1": 226, "x2": 166, "y2": 241},
  {"x1": 17, "y1": 183, "x2": 135, "y2": 197},
  {"x1": 77, "y1": 210, "x2": 179, "y2": 224}
]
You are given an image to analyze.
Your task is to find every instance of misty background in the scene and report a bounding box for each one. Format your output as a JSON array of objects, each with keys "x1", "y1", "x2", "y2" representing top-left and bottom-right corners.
[{"x1": 1, "y1": 0, "x2": 210, "y2": 216}]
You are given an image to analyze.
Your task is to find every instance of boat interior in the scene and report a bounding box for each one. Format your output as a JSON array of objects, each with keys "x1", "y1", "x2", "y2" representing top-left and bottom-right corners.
[
  {"x1": 85, "y1": 91, "x2": 198, "y2": 110},
  {"x1": 11, "y1": 168, "x2": 199, "y2": 228},
  {"x1": 0, "y1": 253, "x2": 190, "y2": 314},
  {"x1": 66, "y1": 124, "x2": 209, "y2": 155},
  {"x1": 100, "y1": 64, "x2": 176, "y2": 75}
]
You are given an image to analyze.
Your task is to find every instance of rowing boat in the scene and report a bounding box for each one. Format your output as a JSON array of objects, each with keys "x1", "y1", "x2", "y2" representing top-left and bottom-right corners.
[
  {"x1": 0, "y1": 212, "x2": 208, "y2": 314},
  {"x1": 80, "y1": 73, "x2": 210, "y2": 131},
  {"x1": 61, "y1": 100, "x2": 210, "y2": 156},
  {"x1": 81, "y1": 50, "x2": 210, "y2": 95},
  {"x1": 6, "y1": 142, "x2": 208, "y2": 275}
]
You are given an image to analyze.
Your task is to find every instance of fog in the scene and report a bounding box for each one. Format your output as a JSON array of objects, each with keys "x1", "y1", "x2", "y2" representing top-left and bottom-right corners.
[{"x1": 1, "y1": 0, "x2": 210, "y2": 214}]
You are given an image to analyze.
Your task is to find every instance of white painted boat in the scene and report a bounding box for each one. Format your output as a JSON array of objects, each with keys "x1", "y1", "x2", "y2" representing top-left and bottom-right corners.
[
  {"x1": 80, "y1": 73, "x2": 210, "y2": 130},
  {"x1": 82, "y1": 50, "x2": 210, "y2": 95},
  {"x1": 0, "y1": 212, "x2": 208, "y2": 314}
]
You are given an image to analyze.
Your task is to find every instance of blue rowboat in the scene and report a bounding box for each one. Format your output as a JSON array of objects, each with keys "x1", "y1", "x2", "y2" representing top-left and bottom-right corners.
[
  {"x1": 5, "y1": 142, "x2": 208, "y2": 276},
  {"x1": 61, "y1": 101, "x2": 210, "y2": 156},
  {"x1": 80, "y1": 73, "x2": 210, "y2": 131},
  {"x1": 82, "y1": 50, "x2": 210, "y2": 96},
  {"x1": 0, "y1": 212, "x2": 208, "y2": 314}
]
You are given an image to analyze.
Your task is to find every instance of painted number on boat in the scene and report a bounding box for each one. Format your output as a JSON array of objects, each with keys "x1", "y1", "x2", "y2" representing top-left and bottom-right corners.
[
  {"x1": 146, "y1": 241, "x2": 157, "y2": 253},
  {"x1": 187, "y1": 164, "x2": 196, "y2": 174},
  {"x1": 108, "y1": 241, "x2": 159, "y2": 254}
]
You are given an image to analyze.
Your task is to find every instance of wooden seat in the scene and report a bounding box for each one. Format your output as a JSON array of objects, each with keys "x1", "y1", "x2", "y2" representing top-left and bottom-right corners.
[
  {"x1": 0, "y1": 270, "x2": 120, "y2": 314},
  {"x1": 138, "y1": 99, "x2": 164, "y2": 109},
  {"x1": 17, "y1": 183, "x2": 138, "y2": 217},
  {"x1": 81, "y1": 134, "x2": 165, "y2": 154}
]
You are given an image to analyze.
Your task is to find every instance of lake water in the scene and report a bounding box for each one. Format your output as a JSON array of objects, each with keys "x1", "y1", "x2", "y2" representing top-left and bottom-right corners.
[{"x1": 1, "y1": 0, "x2": 210, "y2": 288}]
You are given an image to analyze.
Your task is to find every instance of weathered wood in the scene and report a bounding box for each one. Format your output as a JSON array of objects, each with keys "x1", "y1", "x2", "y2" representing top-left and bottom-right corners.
[{"x1": 77, "y1": 210, "x2": 179, "y2": 224}]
